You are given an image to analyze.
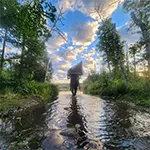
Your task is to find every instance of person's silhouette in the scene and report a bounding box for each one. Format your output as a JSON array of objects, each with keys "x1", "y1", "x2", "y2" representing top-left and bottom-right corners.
[{"x1": 67, "y1": 74, "x2": 80, "y2": 96}]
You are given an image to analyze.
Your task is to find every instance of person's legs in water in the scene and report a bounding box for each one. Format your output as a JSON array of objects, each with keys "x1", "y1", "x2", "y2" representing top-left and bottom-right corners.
[
  {"x1": 74, "y1": 88, "x2": 77, "y2": 96},
  {"x1": 73, "y1": 86, "x2": 77, "y2": 96},
  {"x1": 71, "y1": 88, "x2": 75, "y2": 96},
  {"x1": 71, "y1": 89, "x2": 74, "y2": 96}
]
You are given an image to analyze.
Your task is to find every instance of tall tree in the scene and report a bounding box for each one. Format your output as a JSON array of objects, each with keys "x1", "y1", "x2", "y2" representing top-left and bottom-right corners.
[
  {"x1": 96, "y1": 18, "x2": 127, "y2": 82},
  {"x1": 129, "y1": 42, "x2": 141, "y2": 75},
  {"x1": 14, "y1": 0, "x2": 56, "y2": 78},
  {"x1": 0, "y1": 0, "x2": 19, "y2": 72},
  {"x1": 0, "y1": 0, "x2": 57, "y2": 80},
  {"x1": 123, "y1": 0, "x2": 150, "y2": 74}
]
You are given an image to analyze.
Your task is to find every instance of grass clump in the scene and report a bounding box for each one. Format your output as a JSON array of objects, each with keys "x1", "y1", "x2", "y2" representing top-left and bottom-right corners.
[
  {"x1": 0, "y1": 77, "x2": 58, "y2": 111},
  {"x1": 83, "y1": 72, "x2": 150, "y2": 107},
  {"x1": 0, "y1": 90, "x2": 26, "y2": 111}
]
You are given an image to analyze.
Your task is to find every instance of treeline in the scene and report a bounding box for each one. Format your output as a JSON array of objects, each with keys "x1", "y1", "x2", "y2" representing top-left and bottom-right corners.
[
  {"x1": 83, "y1": 0, "x2": 150, "y2": 106},
  {"x1": 0, "y1": 0, "x2": 58, "y2": 110}
]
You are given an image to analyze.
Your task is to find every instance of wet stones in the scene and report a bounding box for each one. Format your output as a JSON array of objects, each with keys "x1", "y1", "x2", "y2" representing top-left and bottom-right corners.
[
  {"x1": 84, "y1": 139, "x2": 103, "y2": 150},
  {"x1": 60, "y1": 128, "x2": 78, "y2": 137},
  {"x1": 42, "y1": 130, "x2": 64, "y2": 150}
]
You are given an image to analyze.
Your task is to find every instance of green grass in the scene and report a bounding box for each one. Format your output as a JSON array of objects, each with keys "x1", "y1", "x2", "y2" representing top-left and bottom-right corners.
[
  {"x1": 83, "y1": 73, "x2": 150, "y2": 107},
  {"x1": 0, "y1": 92, "x2": 26, "y2": 111},
  {"x1": 118, "y1": 94, "x2": 150, "y2": 107},
  {"x1": 0, "y1": 80, "x2": 58, "y2": 112}
]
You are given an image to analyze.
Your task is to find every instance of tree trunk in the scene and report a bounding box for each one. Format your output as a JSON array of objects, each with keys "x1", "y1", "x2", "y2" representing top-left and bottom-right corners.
[
  {"x1": 134, "y1": 54, "x2": 136, "y2": 76},
  {"x1": 118, "y1": 50, "x2": 127, "y2": 84},
  {"x1": 146, "y1": 43, "x2": 150, "y2": 76},
  {"x1": 113, "y1": 65, "x2": 117, "y2": 79},
  {"x1": 125, "y1": 44, "x2": 129, "y2": 73},
  {"x1": 0, "y1": 29, "x2": 7, "y2": 72},
  {"x1": 19, "y1": 39, "x2": 25, "y2": 79},
  {"x1": 119, "y1": 61, "x2": 127, "y2": 83},
  {"x1": 44, "y1": 59, "x2": 49, "y2": 82},
  {"x1": 108, "y1": 61, "x2": 111, "y2": 73}
]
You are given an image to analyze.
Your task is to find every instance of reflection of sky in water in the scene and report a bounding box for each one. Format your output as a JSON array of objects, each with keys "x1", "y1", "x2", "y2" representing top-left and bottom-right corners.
[
  {"x1": 76, "y1": 94, "x2": 107, "y2": 139},
  {"x1": 130, "y1": 111, "x2": 150, "y2": 137},
  {"x1": 0, "y1": 119, "x2": 13, "y2": 133},
  {"x1": 45, "y1": 92, "x2": 150, "y2": 149},
  {"x1": 1, "y1": 92, "x2": 150, "y2": 149}
]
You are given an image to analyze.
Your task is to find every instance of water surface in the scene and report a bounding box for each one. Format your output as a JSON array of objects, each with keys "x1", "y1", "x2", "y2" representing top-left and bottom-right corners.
[{"x1": 0, "y1": 92, "x2": 150, "y2": 149}]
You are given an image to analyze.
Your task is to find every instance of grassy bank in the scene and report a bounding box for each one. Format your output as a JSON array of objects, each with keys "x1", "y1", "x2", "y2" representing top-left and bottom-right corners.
[
  {"x1": 0, "y1": 79, "x2": 58, "y2": 112},
  {"x1": 83, "y1": 72, "x2": 150, "y2": 107}
]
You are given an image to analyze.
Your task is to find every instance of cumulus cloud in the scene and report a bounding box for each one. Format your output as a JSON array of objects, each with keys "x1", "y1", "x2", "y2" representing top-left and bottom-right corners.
[
  {"x1": 46, "y1": 32, "x2": 67, "y2": 55},
  {"x1": 61, "y1": 46, "x2": 79, "y2": 61},
  {"x1": 78, "y1": 0, "x2": 121, "y2": 21},
  {"x1": 60, "y1": 61, "x2": 71, "y2": 69},
  {"x1": 58, "y1": 0, "x2": 121, "y2": 21},
  {"x1": 63, "y1": 50, "x2": 77, "y2": 61},
  {"x1": 57, "y1": 69, "x2": 66, "y2": 74},
  {"x1": 54, "y1": 60, "x2": 71, "y2": 71},
  {"x1": 76, "y1": 46, "x2": 87, "y2": 53},
  {"x1": 51, "y1": 60, "x2": 72, "y2": 83},
  {"x1": 81, "y1": 48, "x2": 96, "y2": 59},
  {"x1": 70, "y1": 21, "x2": 99, "y2": 46},
  {"x1": 51, "y1": 54, "x2": 62, "y2": 64},
  {"x1": 3, "y1": 44, "x2": 21, "y2": 58}
]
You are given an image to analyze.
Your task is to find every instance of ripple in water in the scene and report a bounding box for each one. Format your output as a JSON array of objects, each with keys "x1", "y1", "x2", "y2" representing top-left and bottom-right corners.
[
  {"x1": 43, "y1": 92, "x2": 150, "y2": 150},
  {"x1": 1, "y1": 91, "x2": 150, "y2": 150}
]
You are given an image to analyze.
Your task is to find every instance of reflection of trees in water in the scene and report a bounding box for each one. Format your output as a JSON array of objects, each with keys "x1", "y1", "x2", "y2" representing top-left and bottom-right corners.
[
  {"x1": 67, "y1": 96, "x2": 88, "y2": 148},
  {"x1": 103, "y1": 101, "x2": 134, "y2": 149},
  {"x1": 0, "y1": 105, "x2": 47, "y2": 150}
]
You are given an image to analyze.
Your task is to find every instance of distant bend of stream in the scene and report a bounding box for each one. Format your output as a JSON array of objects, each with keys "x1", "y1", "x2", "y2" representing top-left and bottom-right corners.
[{"x1": 0, "y1": 92, "x2": 150, "y2": 150}]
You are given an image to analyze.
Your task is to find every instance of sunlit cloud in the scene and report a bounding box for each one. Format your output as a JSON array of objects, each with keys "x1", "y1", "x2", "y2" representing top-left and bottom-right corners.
[
  {"x1": 62, "y1": 46, "x2": 78, "y2": 61},
  {"x1": 46, "y1": 32, "x2": 67, "y2": 55},
  {"x1": 70, "y1": 21, "x2": 99, "y2": 46},
  {"x1": 58, "y1": 0, "x2": 122, "y2": 21}
]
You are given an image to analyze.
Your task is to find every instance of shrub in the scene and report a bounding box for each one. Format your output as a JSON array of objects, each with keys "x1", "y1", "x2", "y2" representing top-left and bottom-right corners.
[
  {"x1": 102, "y1": 79, "x2": 128, "y2": 96},
  {"x1": 36, "y1": 83, "x2": 58, "y2": 102},
  {"x1": 0, "y1": 77, "x2": 58, "y2": 102},
  {"x1": 87, "y1": 81, "x2": 103, "y2": 95}
]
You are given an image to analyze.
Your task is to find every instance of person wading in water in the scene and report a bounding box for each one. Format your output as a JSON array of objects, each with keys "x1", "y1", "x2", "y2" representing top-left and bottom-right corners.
[
  {"x1": 67, "y1": 74, "x2": 80, "y2": 96},
  {"x1": 67, "y1": 62, "x2": 83, "y2": 96}
]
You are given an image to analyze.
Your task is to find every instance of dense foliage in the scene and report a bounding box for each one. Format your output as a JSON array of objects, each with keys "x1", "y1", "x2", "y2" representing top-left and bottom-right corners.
[
  {"x1": 83, "y1": 72, "x2": 150, "y2": 106},
  {"x1": 0, "y1": 0, "x2": 55, "y2": 81},
  {"x1": 0, "y1": 0, "x2": 58, "y2": 111},
  {"x1": 123, "y1": 0, "x2": 150, "y2": 74},
  {"x1": 84, "y1": 0, "x2": 150, "y2": 107}
]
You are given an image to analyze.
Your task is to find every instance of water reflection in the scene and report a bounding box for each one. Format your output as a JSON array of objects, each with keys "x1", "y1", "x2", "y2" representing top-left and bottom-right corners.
[
  {"x1": 1, "y1": 92, "x2": 150, "y2": 150},
  {"x1": 67, "y1": 96, "x2": 88, "y2": 148},
  {"x1": 102, "y1": 101, "x2": 150, "y2": 150},
  {"x1": 0, "y1": 105, "x2": 46, "y2": 150},
  {"x1": 102, "y1": 101, "x2": 134, "y2": 149}
]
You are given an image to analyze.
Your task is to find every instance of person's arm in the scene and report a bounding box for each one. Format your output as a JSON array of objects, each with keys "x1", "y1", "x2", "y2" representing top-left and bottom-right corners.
[{"x1": 67, "y1": 74, "x2": 70, "y2": 79}]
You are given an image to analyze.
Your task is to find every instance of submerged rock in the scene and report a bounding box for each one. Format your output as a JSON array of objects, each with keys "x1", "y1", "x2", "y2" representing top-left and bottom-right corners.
[
  {"x1": 60, "y1": 128, "x2": 78, "y2": 137},
  {"x1": 84, "y1": 139, "x2": 103, "y2": 150},
  {"x1": 60, "y1": 124, "x2": 81, "y2": 137},
  {"x1": 42, "y1": 130, "x2": 64, "y2": 150}
]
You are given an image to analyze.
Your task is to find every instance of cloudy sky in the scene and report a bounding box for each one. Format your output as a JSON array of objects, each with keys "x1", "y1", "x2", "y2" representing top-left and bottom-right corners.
[{"x1": 4, "y1": 0, "x2": 140, "y2": 83}]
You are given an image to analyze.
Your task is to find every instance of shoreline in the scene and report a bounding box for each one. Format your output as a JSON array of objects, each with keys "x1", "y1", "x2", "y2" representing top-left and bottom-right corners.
[
  {"x1": 101, "y1": 94, "x2": 150, "y2": 113},
  {"x1": 0, "y1": 94, "x2": 58, "y2": 118}
]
